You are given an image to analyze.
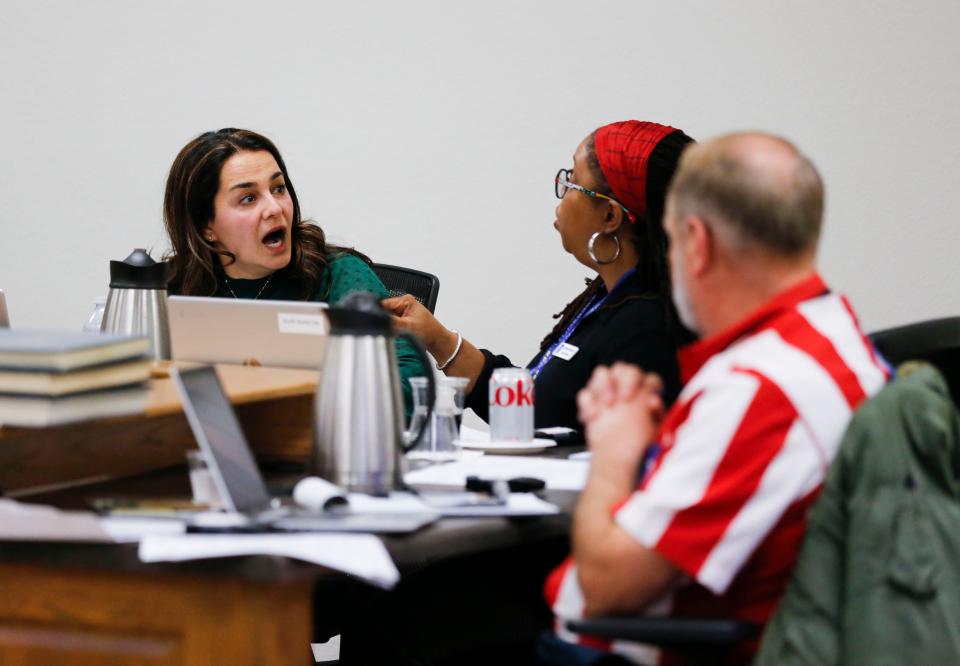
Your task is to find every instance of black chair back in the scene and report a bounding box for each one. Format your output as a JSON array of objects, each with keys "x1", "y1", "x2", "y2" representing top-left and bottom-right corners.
[
  {"x1": 372, "y1": 263, "x2": 440, "y2": 313},
  {"x1": 869, "y1": 316, "x2": 960, "y2": 400}
]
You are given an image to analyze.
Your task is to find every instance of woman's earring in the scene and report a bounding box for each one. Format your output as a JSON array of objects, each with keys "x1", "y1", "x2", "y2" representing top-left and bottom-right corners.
[{"x1": 588, "y1": 232, "x2": 621, "y2": 265}]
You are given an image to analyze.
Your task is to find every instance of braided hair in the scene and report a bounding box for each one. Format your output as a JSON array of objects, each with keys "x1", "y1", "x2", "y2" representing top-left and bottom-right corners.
[{"x1": 539, "y1": 129, "x2": 694, "y2": 351}]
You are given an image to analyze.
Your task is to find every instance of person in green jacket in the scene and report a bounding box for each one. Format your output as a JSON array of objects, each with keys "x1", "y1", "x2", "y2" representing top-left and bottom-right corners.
[
  {"x1": 162, "y1": 128, "x2": 425, "y2": 413},
  {"x1": 756, "y1": 362, "x2": 960, "y2": 665}
]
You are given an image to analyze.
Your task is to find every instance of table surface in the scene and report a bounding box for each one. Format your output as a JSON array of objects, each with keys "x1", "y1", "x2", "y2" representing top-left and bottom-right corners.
[
  {"x1": 143, "y1": 362, "x2": 319, "y2": 417},
  {"x1": 0, "y1": 458, "x2": 576, "y2": 582},
  {"x1": 0, "y1": 363, "x2": 577, "y2": 664},
  {"x1": 0, "y1": 363, "x2": 578, "y2": 583}
]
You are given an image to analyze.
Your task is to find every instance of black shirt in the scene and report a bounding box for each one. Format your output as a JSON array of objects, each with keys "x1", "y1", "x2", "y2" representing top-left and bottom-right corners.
[{"x1": 465, "y1": 270, "x2": 683, "y2": 437}]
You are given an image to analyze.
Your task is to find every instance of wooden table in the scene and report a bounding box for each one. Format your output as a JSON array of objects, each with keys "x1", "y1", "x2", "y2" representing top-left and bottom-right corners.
[
  {"x1": 0, "y1": 364, "x2": 319, "y2": 496},
  {"x1": 0, "y1": 367, "x2": 573, "y2": 664},
  {"x1": 0, "y1": 468, "x2": 570, "y2": 665}
]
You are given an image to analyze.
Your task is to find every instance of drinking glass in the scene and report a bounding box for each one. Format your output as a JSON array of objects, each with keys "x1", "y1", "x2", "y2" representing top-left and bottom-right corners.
[
  {"x1": 406, "y1": 376, "x2": 470, "y2": 453},
  {"x1": 406, "y1": 377, "x2": 432, "y2": 449}
]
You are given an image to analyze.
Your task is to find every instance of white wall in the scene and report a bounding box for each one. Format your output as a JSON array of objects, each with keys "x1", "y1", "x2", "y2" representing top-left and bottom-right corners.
[{"x1": 2, "y1": 1, "x2": 958, "y2": 366}]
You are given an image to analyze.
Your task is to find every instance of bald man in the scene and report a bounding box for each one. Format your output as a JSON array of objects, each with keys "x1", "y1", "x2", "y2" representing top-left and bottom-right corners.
[{"x1": 542, "y1": 133, "x2": 890, "y2": 665}]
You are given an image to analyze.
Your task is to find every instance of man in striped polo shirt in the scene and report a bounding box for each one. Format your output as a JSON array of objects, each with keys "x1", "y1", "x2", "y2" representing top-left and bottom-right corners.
[{"x1": 542, "y1": 132, "x2": 889, "y2": 665}]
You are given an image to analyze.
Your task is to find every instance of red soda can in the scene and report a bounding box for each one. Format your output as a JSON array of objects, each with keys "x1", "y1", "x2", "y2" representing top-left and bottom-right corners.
[{"x1": 489, "y1": 368, "x2": 535, "y2": 441}]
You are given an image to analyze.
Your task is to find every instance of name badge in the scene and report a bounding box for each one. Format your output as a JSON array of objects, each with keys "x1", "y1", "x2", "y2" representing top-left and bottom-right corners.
[{"x1": 554, "y1": 342, "x2": 579, "y2": 361}]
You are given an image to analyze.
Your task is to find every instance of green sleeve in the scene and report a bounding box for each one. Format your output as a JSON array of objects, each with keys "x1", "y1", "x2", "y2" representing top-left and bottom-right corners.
[{"x1": 316, "y1": 254, "x2": 428, "y2": 419}]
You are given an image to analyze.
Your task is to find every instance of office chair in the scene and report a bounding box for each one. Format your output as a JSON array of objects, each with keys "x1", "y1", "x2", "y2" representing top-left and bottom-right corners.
[
  {"x1": 869, "y1": 316, "x2": 960, "y2": 399},
  {"x1": 372, "y1": 263, "x2": 440, "y2": 313},
  {"x1": 564, "y1": 318, "x2": 960, "y2": 665}
]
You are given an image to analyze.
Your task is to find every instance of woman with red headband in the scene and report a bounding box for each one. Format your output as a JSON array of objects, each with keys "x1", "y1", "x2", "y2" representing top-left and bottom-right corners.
[{"x1": 385, "y1": 120, "x2": 694, "y2": 436}]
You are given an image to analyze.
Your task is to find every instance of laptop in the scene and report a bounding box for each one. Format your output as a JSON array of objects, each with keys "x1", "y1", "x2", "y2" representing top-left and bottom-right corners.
[
  {"x1": 168, "y1": 296, "x2": 328, "y2": 369},
  {"x1": 0, "y1": 290, "x2": 9, "y2": 328},
  {"x1": 169, "y1": 365, "x2": 438, "y2": 533}
]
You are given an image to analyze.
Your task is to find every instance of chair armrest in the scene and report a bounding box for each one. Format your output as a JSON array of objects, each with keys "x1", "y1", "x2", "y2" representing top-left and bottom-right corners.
[{"x1": 565, "y1": 616, "x2": 758, "y2": 647}]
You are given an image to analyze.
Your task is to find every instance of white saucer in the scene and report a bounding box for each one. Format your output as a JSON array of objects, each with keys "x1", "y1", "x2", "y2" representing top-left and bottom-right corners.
[{"x1": 453, "y1": 437, "x2": 557, "y2": 455}]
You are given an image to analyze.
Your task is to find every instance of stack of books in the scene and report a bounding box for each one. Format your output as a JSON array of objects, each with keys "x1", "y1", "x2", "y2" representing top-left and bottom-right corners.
[{"x1": 0, "y1": 330, "x2": 151, "y2": 427}]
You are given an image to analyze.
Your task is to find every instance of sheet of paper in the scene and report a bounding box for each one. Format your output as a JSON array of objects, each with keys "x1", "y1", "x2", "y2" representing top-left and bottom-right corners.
[
  {"x1": 458, "y1": 424, "x2": 490, "y2": 443},
  {"x1": 0, "y1": 498, "x2": 114, "y2": 542},
  {"x1": 404, "y1": 455, "x2": 589, "y2": 491},
  {"x1": 429, "y1": 492, "x2": 559, "y2": 517},
  {"x1": 345, "y1": 492, "x2": 437, "y2": 515},
  {"x1": 99, "y1": 516, "x2": 187, "y2": 543},
  {"x1": 536, "y1": 426, "x2": 578, "y2": 436},
  {"x1": 138, "y1": 533, "x2": 400, "y2": 589}
]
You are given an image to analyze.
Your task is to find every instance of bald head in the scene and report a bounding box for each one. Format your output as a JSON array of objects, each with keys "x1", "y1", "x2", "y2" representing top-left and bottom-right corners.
[{"x1": 668, "y1": 132, "x2": 824, "y2": 257}]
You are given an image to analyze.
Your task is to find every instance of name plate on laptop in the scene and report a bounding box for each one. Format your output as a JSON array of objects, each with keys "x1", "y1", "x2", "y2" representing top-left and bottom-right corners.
[{"x1": 278, "y1": 313, "x2": 328, "y2": 336}]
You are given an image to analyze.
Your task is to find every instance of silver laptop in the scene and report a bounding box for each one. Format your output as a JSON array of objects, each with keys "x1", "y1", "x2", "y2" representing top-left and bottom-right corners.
[
  {"x1": 168, "y1": 296, "x2": 328, "y2": 369},
  {"x1": 0, "y1": 290, "x2": 9, "y2": 328},
  {"x1": 169, "y1": 365, "x2": 437, "y2": 533}
]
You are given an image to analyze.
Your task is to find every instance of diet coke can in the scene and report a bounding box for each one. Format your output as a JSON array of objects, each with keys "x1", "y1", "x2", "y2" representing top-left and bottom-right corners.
[{"x1": 489, "y1": 368, "x2": 535, "y2": 442}]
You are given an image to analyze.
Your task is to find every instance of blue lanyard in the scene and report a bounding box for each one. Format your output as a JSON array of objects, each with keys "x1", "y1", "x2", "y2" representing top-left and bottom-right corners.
[{"x1": 529, "y1": 268, "x2": 636, "y2": 379}]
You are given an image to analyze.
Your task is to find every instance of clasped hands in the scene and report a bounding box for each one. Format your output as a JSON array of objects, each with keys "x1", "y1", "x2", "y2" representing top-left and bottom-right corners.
[{"x1": 577, "y1": 363, "x2": 665, "y2": 471}]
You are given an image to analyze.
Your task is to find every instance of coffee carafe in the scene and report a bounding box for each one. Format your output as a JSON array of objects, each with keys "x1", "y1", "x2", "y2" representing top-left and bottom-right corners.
[
  {"x1": 312, "y1": 291, "x2": 435, "y2": 495},
  {"x1": 101, "y1": 248, "x2": 171, "y2": 360}
]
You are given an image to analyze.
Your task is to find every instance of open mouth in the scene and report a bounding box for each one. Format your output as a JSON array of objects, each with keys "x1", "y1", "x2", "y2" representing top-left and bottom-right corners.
[{"x1": 262, "y1": 227, "x2": 286, "y2": 248}]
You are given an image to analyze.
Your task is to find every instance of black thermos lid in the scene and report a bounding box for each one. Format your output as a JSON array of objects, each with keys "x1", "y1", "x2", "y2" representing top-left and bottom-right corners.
[
  {"x1": 327, "y1": 291, "x2": 393, "y2": 336},
  {"x1": 109, "y1": 249, "x2": 169, "y2": 289}
]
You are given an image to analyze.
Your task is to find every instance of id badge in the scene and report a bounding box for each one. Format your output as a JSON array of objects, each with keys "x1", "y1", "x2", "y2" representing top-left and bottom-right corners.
[{"x1": 554, "y1": 342, "x2": 579, "y2": 361}]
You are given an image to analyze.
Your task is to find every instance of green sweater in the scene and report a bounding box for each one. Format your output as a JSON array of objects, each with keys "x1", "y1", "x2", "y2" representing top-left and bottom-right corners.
[{"x1": 204, "y1": 253, "x2": 427, "y2": 417}]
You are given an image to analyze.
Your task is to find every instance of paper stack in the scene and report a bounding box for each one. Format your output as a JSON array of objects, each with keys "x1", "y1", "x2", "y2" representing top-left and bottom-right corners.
[{"x1": 0, "y1": 329, "x2": 150, "y2": 427}]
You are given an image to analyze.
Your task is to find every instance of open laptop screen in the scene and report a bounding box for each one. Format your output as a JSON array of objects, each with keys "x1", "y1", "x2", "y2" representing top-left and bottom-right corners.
[
  {"x1": 167, "y1": 296, "x2": 328, "y2": 369},
  {"x1": 171, "y1": 366, "x2": 273, "y2": 514}
]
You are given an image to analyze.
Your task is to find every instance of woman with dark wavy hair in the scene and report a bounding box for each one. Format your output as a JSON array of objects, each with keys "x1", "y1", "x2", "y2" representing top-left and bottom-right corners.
[{"x1": 163, "y1": 128, "x2": 425, "y2": 410}]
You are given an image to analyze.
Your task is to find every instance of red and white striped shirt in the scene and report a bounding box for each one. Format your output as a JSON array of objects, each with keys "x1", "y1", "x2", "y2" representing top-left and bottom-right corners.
[{"x1": 545, "y1": 274, "x2": 889, "y2": 665}]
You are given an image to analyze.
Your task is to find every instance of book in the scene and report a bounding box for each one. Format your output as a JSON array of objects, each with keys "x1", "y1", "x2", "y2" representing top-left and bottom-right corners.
[
  {"x1": 0, "y1": 385, "x2": 147, "y2": 428},
  {"x1": 0, "y1": 330, "x2": 149, "y2": 372},
  {"x1": 0, "y1": 358, "x2": 151, "y2": 396}
]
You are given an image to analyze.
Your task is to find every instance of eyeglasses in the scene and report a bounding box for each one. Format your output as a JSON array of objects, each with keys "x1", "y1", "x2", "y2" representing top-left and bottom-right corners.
[{"x1": 554, "y1": 168, "x2": 636, "y2": 224}]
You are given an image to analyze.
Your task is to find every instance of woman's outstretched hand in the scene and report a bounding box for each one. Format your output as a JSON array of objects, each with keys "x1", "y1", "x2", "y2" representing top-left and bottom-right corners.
[{"x1": 382, "y1": 294, "x2": 453, "y2": 358}]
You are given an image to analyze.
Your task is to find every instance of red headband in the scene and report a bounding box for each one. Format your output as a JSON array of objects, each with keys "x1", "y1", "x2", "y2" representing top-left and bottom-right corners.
[{"x1": 594, "y1": 121, "x2": 677, "y2": 222}]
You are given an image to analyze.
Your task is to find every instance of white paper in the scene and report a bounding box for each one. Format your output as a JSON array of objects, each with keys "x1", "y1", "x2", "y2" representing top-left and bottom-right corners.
[
  {"x1": 99, "y1": 516, "x2": 187, "y2": 543},
  {"x1": 139, "y1": 533, "x2": 400, "y2": 589},
  {"x1": 294, "y1": 482, "x2": 442, "y2": 518},
  {"x1": 0, "y1": 498, "x2": 113, "y2": 542},
  {"x1": 458, "y1": 424, "x2": 491, "y2": 443},
  {"x1": 406, "y1": 450, "x2": 483, "y2": 463},
  {"x1": 345, "y1": 492, "x2": 437, "y2": 515},
  {"x1": 536, "y1": 426, "x2": 578, "y2": 436},
  {"x1": 421, "y1": 492, "x2": 559, "y2": 517},
  {"x1": 404, "y1": 455, "x2": 589, "y2": 491}
]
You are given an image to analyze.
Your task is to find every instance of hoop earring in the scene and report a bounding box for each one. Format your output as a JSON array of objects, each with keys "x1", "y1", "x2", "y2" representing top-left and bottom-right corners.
[{"x1": 588, "y1": 232, "x2": 621, "y2": 265}]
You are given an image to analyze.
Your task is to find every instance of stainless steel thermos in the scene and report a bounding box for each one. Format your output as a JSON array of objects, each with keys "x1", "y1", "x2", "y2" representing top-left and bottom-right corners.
[
  {"x1": 312, "y1": 291, "x2": 434, "y2": 495},
  {"x1": 100, "y1": 248, "x2": 171, "y2": 360}
]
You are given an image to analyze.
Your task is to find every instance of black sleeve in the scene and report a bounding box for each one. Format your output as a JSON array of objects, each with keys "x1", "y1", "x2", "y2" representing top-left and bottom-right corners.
[{"x1": 463, "y1": 349, "x2": 518, "y2": 422}]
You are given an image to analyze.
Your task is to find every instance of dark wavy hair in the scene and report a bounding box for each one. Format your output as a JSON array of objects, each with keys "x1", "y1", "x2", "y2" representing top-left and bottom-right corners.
[
  {"x1": 163, "y1": 128, "x2": 366, "y2": 298},
  {"x1": 540, "y1": 128, "x2": 695, "y2": 350}
]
